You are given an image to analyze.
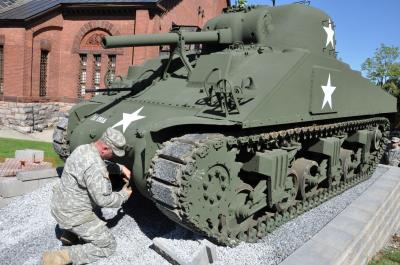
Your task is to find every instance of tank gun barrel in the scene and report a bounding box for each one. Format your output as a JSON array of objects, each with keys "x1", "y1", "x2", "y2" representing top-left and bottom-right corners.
[
  {"x1": 84, "y1": 87, "x2": 133, "y2": 93},
  {"x1": 102, "y1": 28, "x2": 233, "y2": 48}
]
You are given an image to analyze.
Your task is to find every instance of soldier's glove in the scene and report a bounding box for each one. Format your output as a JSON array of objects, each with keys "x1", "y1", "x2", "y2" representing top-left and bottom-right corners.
[
  {"x1": 122, "y1": 178, "x2": 133, "y2": 197},
  {"x1": 122, "y1": 178, "x2": 131, "y2": 189},
  {"x1": 120, "y1": 165, "x2": 132, "y2": 180}
]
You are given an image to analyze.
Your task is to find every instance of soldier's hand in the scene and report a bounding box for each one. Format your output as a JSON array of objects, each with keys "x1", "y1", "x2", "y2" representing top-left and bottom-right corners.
[
  {"x1": 120, "y1": 165, "x2": 131, "y2": 180},
  {"x1": 122, "y1": 178, "x2": 133, "y2": 197}
]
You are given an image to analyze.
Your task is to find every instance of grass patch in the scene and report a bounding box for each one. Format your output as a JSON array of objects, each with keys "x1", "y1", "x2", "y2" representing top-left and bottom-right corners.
[
  {"x1": 368, "y1": 248, "x2": 400, "y2": 265},
  {"x1": 0, "y1": 137, "x2": 64, "y2": 167}
]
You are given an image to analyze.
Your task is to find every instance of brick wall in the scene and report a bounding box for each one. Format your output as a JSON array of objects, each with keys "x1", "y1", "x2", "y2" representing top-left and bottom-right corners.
[
  {"x1": 1, "y1": 28, "x2": 25, "y2": 99},
  {"x1": 0, "y1": 0, "x2": 228, "y2": 132},
  {"x1": 0, "y1": 0, "x2": 227, "y2": 102}
]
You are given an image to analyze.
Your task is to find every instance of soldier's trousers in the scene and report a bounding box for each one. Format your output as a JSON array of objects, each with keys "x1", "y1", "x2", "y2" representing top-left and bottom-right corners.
[{"x1": 64, "y1": 218, "x2": 116, "y2": 265}]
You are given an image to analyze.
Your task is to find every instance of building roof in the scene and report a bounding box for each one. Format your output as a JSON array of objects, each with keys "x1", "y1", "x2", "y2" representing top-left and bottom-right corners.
[
  {"x1": 0, "y1": 0, "x2": 231, "y2": 22},
  {"x1": 0, "y1": 0, "x2": 29, "y2": 13},
  {"x1": 0, "y1": 0, "x2": 163, "y2": 21},
  {"x1": 0, "y1": 0, "x2": 23, "y2": 10}
]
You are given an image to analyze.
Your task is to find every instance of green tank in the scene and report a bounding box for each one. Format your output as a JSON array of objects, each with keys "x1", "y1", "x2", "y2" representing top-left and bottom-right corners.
[{"x1": 53, "y1": 4, "x2": 396, "y2": 245}]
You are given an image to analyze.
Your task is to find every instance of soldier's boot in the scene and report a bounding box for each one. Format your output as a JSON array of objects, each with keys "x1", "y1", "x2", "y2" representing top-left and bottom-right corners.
[
  {"x1": 60, "y1": 230, "x2": 81, "y2": 246},
  {"x1": 41, "y1": 249, "x2": 71, "y2": 265}
]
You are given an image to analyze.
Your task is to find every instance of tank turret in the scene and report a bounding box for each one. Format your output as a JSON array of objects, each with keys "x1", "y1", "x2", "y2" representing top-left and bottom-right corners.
[
  {"x1": 103, "y1": 4, "x2": 338, "y2": 56},
  {"x1": 101, "y1": 7, "x2": 272, "y2": 48}
]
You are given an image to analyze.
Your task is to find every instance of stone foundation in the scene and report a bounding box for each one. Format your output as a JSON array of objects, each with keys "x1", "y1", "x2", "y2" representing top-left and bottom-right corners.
[{"x1": 0, "y1": 101, "x2": 73, "y2": 133}]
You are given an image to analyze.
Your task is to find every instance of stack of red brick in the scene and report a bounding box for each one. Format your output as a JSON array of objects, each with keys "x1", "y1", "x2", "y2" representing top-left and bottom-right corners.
[{"x1": 0, "y1": 149, "x2": 52, "y2": 177}]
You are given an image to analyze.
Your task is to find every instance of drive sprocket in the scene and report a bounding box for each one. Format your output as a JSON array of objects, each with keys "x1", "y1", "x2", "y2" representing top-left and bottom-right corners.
[
  {"x1": 147, "y1": 117, "x2": 390, "y2": 245},
  {"x1": 148, "y1": 134, "x2": 265, "y2": 245}
]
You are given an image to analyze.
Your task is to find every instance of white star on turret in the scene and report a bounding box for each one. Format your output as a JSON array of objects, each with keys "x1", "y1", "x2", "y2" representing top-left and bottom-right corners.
[
  {"x1": 112, "y1": 107, "x2": 145, "y2": 133},
  {"x1": 321, "y1": 74, "x2": 336, "y2": 110},
  {"x1": 323, "y1": 19, "x2": 335, "y2": 48}
]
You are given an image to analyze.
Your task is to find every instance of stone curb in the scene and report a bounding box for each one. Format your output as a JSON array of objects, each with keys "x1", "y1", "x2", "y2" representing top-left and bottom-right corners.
[
  {"x1": 0, "y1": 196, "x2": 17, "y2": 208},
  {"x1": 280, "y1": 165, "x2": 400, "y2": 265},
  {"x1": 16, "y1": 168, "x2": 58, "y2": 181},
  {"x1": 0, "y1": 174, "x2": 58, "y2": 198},
  {"x1": 152, "y1": 238, "x2": 217, "y2": 265}
]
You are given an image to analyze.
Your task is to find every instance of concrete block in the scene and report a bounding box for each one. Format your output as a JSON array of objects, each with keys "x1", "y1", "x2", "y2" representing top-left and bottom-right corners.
[
  {"x1": 350, "y1": 256, "x2": 368, "y2": 265},
  {"x1": 0, "y1": 176, "x2": 57, "y2": 198},
  {"x1": 152, "y1": 238, "x2": 217, "y2": 265},
  {"x1": 345, "y1": 177, "x2": 400, "y2": 264},
  {"x1": 312, "y1": 225, "x2": 353, "y2": 252},
  {"x1": 339, "y1": 206, "x2": 374, "y2": 225},
  {"x1": 362, "y1": 188, "x2": 393, "y2": 200},
  {"x1": 191, "y1": 240, "x2": 217, "y2": 265},
  {"x1": 203, "y1": 240, "x2": 217, "y2": 263},
  {"x1": 303, "y1": 238, "x2": 342, "y2": 261},
  {"x1": 346, "y1": 235, "x2": 370, "y2": 265},
  {"x1": 328, "y1": 215, "x2": 366, "y2": 237},
  {"x1": 375, "y1": 164, "x2": 391, "y2": 170},
  {"x1": 281, "y1": 165, "x2": 400, "y2": 265},
  {"x1": 352, "y1": 190, "x2": 397, "y2": 251},
  {"x1": 15, "y1": 150, "x2": 33, "y2": 162},
  {"x1": 373, "y1": 177, "x2": 398, "y2": 189},
  {"x1": 0, "y1": 196, "x2": 17, "y2": 208},
  {"x1": 153, "y1": 237, "x2": 189, "y2": 265},
  {"x1": 15, "y1": 149, "x2": 44, "y2": 163},
  {"x1": 382, "y1": 174, "x2": 400, "y2": 185},
  {"x1": 16, "y1": 168, "x2": 58, "y2": 182},
  {"x1": 385, "y1": 166, "x2": 400, "y2": 176},
  {"x1": 361, "y1": 189, "x2": 390, "y2": 204},
  {"x1": 351, "y1": 198, "x2": 382, "y2": 214},
  {"x1": 280, "y1": 246, "x2": 331, "y2": 265},
  {"x1": 28, "y1": 149, "x2": 44, "y2": 163},
  {"x1": 365, "y1": 241, "x2": 378, "y2": 260}
]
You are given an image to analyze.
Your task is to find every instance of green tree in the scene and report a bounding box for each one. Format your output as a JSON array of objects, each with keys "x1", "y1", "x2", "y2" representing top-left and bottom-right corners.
[
  {"x1": 237, "y1": 0, "x2": 247, "y2": 8},
  {"x1": 361, "y1": 44, "x2": 400, "y2": 90}
]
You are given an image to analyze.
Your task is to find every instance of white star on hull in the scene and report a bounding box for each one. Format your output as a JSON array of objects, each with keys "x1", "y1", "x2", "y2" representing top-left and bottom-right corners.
[
  {"x1": 321, "y1": 74, "x2": 336, "y2": 110},
  {"x1": 112, "y1": 107, "x2": 145, "y2": 133},
  {"x1": 323, "y1": 19, "x2": 335, "y2": 49}
]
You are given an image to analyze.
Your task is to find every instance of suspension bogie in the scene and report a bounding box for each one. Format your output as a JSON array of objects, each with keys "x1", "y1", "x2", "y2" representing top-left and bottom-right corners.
[{"x1": 148, "y1": 117, "x2": 389, "y2": 245}]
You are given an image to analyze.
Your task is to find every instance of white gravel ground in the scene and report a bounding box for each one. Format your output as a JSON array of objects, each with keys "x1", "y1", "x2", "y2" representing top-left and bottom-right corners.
[{"x1": 0, "y1": 166, "x2": 389, "y2": 265}]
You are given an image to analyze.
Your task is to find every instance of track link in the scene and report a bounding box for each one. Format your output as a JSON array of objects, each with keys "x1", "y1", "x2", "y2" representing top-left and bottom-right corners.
[
  {"x1": 52, "y1": 117, "x2": 70, "y2": 161},
  {"x1": 147, "y1": 117, "x2": 390, "y2": 245}
]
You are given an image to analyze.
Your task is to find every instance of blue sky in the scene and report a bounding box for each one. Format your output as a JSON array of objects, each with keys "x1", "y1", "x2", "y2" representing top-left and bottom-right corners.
[{"x1": 245, "y1": 0, "x2": 400, "y2": 72}]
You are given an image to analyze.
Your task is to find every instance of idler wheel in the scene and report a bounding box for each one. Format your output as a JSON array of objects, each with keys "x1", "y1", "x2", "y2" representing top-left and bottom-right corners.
[{"x1": 371, "y1": 127, "x2": 382, "y2": 151}]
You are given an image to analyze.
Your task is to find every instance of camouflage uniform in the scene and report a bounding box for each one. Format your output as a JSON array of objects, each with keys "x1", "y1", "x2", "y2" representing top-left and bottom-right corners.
[
  {"x1": 387, "y1": 148, "x2": 400, "y2": 167},
  {"x1": 51, "y1": 143, "x2": 130, "y2": 265}
]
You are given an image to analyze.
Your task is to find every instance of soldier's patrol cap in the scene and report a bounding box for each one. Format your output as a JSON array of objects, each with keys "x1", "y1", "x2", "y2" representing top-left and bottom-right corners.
[
  {"x1": 101, "y1": 128, "x2": 126, "y2": 157},
  {"x1": 391, "y1": 137, "x2": 400, "y2": 143}
]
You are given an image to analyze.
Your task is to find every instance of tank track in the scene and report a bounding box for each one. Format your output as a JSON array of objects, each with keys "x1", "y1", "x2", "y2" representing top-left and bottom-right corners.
[
  {"x1": 147, "y1": 117, "x2": 389, "y2": 246},
  {"x1": 52, "y1": 117, "x2": 70, "y2": 161}
]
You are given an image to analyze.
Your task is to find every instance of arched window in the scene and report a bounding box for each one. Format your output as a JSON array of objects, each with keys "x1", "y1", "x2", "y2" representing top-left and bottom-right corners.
[
  {"x1": 81, "y1": 30, "x2": 107, "y2": 50},
  {"x1": 78, "y1": 29, "x2": 117, "y2": 98},
  {"x1": 73, "y1": 22, "x2": 122, "y2": 99}
]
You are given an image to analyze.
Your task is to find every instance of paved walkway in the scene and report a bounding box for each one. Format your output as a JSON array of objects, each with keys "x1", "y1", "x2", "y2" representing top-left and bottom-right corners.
[
  {"x1": 0, "y1": 125, "x2": 53, "y2": 142},
  {"x1": 281, "y1": 165, "x2": 400, "y2": 265}
]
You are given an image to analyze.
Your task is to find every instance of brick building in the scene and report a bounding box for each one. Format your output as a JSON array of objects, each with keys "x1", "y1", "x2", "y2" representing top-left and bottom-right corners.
[{"x1": 0, "y1": 0, "x2": 229, "y2": 132}]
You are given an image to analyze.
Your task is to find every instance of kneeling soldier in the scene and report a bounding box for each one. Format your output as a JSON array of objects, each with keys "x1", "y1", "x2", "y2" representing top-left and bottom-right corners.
[{"x1": 42, "y1": 128, "x2": 132, "y2": 265}]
